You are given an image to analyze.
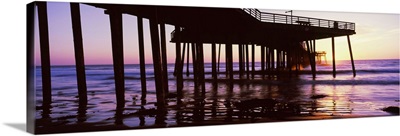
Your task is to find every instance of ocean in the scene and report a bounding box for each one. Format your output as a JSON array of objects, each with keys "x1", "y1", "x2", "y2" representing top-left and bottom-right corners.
[{"x1": 34, "y1": 59, "x2": 399, "y2": 128}]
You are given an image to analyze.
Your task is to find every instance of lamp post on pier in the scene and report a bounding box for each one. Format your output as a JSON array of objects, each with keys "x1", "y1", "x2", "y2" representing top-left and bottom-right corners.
[{"x1": 285, "y1": 10, "x2": 293, "y2": 24}]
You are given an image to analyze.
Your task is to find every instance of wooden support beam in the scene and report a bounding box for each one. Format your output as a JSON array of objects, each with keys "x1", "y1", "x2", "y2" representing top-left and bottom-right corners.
[
  {"x1": 239, "y1": 44, "x2": 243, "y2": 78},
  {"x1": 27, "y1": 3, "x2": 36, "y2": 131},
  {"x1": 277, "y1": 49, "x2": 282, "y2": 79},
  {"x1": 271, "y1": 49, "x2": 275, "y2": 70},
  {"x1": 37, "y1": 2, "x2": 52, "y2": 108},
  {"x1": 218, "y1": 44, "x2": 221, "y2": 73},
  {"x1": 245, "y1": 44, "x2": 250, "y2": 79},
  {"x1": 70, "y1": 3, "x2": 87, "y2": 106},
  {"x1": 160, "y1": 23, "x2": 169, "y2": 95},
  {"x1": 180, "y1": 43, "x2": 186, "y2": 76},
  {"x1": 186, "y1": 43, "x2": 190, "y2": 77},
  {"x1": 226, "y1": 43, "x2": 233, "y2": 81},
  {"x1": 282, "y1": 51, "x2": 286, "y2": 68},
  {"x1": 108, "y1": 10, "x2": 125, "y2": 109},
  {"x1": 277, "y1": 49, "x2": 280, "y2": 69},
  {"x1": 332, "y1": 37, "x2": 336, "y2": 78},
  {"x1": 295, "y1": 44, "x2": 299, "y2": 75},
  {"x1": 265, "y1": 47, "x2": 271, "y2": 77},
  {"x1": 137, "y1": 17, "x2": 147, "y2": 100},
  {"x1": 313, "y1": 40, "x2": 316, "y2": 55},
  {"x1": 149, "y1": 16, "x2": 165, "y2": 110},
  {"x1": 251, "y1": 44, "x2": 255, "y2": 79},
  {"x1": 288, "y1": 46, "x2": 292, "y2": 77},
  {"x1": 311, "y1": 40, "x2": 317, "y2": 77},
  {"x1": 192, "y1": 43, "x2": 198, "y2": 88},
  {"x1": 225, "y1": 44, "x2": 229, "y2": 78},
  {"x1": 306, "y1": 40, "x2": 316, "y2": 79},
  {"x1": 175, "y1": 26, "x2": 183, "y2": 96},
  {"x1": 266, "y1": 47, "x2": 269, "y2": 69},
  {"x1": 261, "y1": 45, "x2": 265, "y2": 79},
  {"x1": 212, "y1": 43, "x2": 217, "y2": 81},
  {"x1": 347, "y1": 35, "x2": 356, "y2": 77},
  {"x1": 197, "y1": 43, "x2": 206, "y2": 95},
  {"x1": 241, "y1": 44, "x2": 245, "y2": 76}
]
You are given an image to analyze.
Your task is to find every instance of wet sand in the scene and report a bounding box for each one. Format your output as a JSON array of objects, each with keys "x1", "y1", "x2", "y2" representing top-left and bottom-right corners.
[{"x1": 34, "y1": 77, "x2": 399, "y2": 134}]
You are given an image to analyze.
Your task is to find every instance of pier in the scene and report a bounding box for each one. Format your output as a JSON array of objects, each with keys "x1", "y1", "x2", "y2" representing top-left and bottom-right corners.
[
  {"x1": 32, "y1": 2, "x2": 358, "y2": 131},
  {"x1": 315, "y1": 51, "x2": 327, "y2": 64}
]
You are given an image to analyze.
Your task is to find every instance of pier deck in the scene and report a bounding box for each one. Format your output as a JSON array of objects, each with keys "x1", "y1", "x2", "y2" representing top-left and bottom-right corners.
[{"x1": 89, "y1": 4, "x2": 355, "y2": 45}]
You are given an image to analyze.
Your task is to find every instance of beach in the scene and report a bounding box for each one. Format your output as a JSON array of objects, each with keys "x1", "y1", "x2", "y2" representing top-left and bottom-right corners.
[{"x1": 33, "y1": 59, "x2": 399, "y2": 134}]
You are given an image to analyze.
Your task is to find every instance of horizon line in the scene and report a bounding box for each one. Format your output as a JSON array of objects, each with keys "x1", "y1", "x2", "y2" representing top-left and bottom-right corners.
[{"x1": 34, "y1": 58, "x2": 399, "y2": 67}]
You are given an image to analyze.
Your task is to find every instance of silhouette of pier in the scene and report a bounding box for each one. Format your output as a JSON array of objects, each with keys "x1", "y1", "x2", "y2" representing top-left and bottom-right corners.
[
  {"x1": 30, "y1": 2, "x2": 357, "y2": 132},
  {"x1": 315, "y1": 51, "x2": 327, "y2": 64}
]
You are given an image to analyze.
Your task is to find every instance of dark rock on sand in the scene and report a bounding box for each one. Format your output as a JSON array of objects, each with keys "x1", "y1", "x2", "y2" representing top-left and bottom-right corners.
[
  {"x1": 310, "y1": 94, "x2": 328, "y2": 99},
  {"x1": 382, "y1": 106, "x2": 400, "y2": 115}
]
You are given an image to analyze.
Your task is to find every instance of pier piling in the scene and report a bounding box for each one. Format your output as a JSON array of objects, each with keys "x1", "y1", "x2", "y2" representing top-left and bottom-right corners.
[
  {"x1": 347, "y1": 35, "x2": 356, "y2": 77},
  {"x1": 226, "y1": 44, "x2": 233, "y2": 81},
  {"x1": 180, "y1": 43, "x2": 186, "y2": 76},
  {"x1": 239, "y1": 44, "x2": 243, "y2": 78},
  {"x1": 37, "y1": 2, "x2": 52, "y2": 108},
  {"x1": 332, "y1": 37, "x2": 336, "y2": 78},
  {"x1": 149, "y1": 12, "x2": 166, "y2": 110},
  {"x1": 218, "y1": 44, "x2": 221, "y2": 73},
  {"x1": 175, "y1": 26, "x2": 183, "y2": 96},
  {"x1": 160, "y1": 23, "x2": 169, "y2": 95},
  {"x1": 212, "y1": 43, "x2": 217, "y2": 81},
  {"x1": 251, "y1": 44, "x2": 255, "y2": 79},
  {"x1": 261, "y1": 45, "x2": 265, "y2": 79},
  {"x1": 192, "y1": 43, "x2": 198, "y2": 88},
  {"x1": 70, "y1": 3, "x2": 88, "y2": 106},
  {"x1": 306, "y1": 40, "x2": 316, "y2": 78},
  {"x1": 246, "y1": 44, "x2": 250, "y2": 79},
  {"x1": 107, "y1": 9, "x2": 125, "y2": 109},
  {"x1": 137, "y1": 17, "x2": 147, "y2": 100},
  {"x1": 197, "y1": 43, "x2": 206, "y2": 95},
  {"x1": 186, "y1": 43, "x2": 190, "y2": 77}
]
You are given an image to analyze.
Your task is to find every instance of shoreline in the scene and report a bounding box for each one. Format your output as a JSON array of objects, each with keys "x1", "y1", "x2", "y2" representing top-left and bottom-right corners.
[{"x1": 35, "y1": 114, "x2": 397, "y2": 134}]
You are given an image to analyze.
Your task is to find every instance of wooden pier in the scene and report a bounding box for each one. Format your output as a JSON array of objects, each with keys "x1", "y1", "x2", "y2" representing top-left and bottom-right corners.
[
  {"x1": 315, "y1": 51, "x2": 327, "y2": 64},
  {"x1": 32, "y1": 2, "x2": 357, "y2": 127}
]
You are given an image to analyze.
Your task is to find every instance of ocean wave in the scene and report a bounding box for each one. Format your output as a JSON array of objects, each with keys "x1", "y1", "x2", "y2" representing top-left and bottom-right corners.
[
  {"x1": 300, "y1": 69, "x2": 399, "y2": 75},
  {"x1": 104, "y1": 76, "x2": 155, "y2": 80},
  {"x1": 298, "y1": 80, "x2": 399, "y2": 85}
]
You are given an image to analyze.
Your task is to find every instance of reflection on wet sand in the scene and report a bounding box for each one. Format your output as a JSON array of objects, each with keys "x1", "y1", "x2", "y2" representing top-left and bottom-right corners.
[
  {"x1": 35, "y1": 77, "x2": 396, "y2": 134},
  {"x1": 34, "y1": 59, "x2": 400, "y2": 134}
]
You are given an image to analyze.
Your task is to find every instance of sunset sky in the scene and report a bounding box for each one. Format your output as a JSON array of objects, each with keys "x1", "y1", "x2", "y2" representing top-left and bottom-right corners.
[{"x1": 34, "y1": 2, "x2": 399, "y2": 65}]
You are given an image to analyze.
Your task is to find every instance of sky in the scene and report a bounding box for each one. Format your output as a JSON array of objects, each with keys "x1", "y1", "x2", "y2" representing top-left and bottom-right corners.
[{"x1": 34, "y1": 2, "x2": 399, "y2": 66}]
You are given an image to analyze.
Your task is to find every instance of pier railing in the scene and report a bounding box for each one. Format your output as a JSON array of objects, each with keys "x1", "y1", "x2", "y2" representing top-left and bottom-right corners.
[{"x1": 243, "y1": 8, "x2": 355, "y2": 30}]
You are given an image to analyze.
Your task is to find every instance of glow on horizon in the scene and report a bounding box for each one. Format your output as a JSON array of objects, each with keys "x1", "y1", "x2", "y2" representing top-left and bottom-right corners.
[{"x1": 34, "y1": 2, "x2": 399, "y2": 66}]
